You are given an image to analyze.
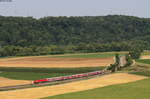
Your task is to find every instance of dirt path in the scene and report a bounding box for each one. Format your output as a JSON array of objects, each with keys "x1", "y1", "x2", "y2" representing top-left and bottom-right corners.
[
  {"x1": 0, "y1": 57, "x2": 113, "y2": 68},
  {"x1": 0, "y1": 73, "x2": 146, "y2": 99},
  {"x1": 0, "y1": 77, "x2": 31, "y2": 87},
  {"x1": 119, "y1": 56, "x2": 127, "y2": 67}
]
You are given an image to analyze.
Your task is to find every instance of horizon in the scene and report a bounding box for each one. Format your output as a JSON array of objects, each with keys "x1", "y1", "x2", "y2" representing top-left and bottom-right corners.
[
  {"x1": 0, "y1": 14, "x2": 148, "y2": 19},
  {"x1": 0, "y1": 0, "x2": 149, "y2": 18}
]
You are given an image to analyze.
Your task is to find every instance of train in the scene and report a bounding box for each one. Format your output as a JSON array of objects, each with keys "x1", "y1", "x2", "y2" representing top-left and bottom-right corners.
[{"x1": 33, "y1": 70, "x2": 108, "y2": 84}]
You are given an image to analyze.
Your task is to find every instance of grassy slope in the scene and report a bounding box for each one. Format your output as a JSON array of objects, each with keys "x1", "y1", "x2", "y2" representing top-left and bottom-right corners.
[
  {"x1": 42, "y1": 78, "x2": 150, "y2": 99},
  {"x1": 0, "y1": 67, "x2": 104, "y2": 80},
  {"x1": 136, "y1": 59, "x2": 150, "y2": 65},
  {"x1": 131, "y1": 59, "x2": 150, "y2": 76}
]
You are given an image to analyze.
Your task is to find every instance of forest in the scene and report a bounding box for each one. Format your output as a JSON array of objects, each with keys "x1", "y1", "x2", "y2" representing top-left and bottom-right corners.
[{"x1": 0, "y1": 15, "x2": 150, "y2": 56}]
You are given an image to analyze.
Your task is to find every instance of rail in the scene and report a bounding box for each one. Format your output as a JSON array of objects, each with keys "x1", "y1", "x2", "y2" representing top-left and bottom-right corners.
[{"x1": 0, "y1": 71, "x2": 111, "y2": 91}]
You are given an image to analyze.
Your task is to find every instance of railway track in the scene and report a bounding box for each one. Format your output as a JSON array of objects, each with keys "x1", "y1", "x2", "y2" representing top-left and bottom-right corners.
[{"x1": 0, "y1": 71, "x2": 111, "y2": 91}]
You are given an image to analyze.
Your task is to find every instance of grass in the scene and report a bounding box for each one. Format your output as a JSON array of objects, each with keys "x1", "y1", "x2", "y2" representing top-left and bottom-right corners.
[
  {"x1": 42, "y1": 59, "x2": 150, "y2": 99},
  {"x1": 0, "y1": 72, "x2": 74, "y2": 80},
  {"x1": 136, "y1": 59, "x2": 150, "y2": 65},
  {"x1": 0, "y1": 67, "x2": 105, "y2": 80},
  {"x1": 142, "y1": 51, "x2": 150, "y2": 55},
  {"x1": 42, "y1": 78, "x2": 150, "y2": 99},
  {"x1": 51, "y1": 52, "x2": 126, "y2": 58},
  {"x1": 130, "y1": 71, "x2": 150, "y2": 77},
  {"x1": 0, "y1": 51, "x2": 127, "y2": 59},
  {"x1": 52, "y1": 53, "x2": 115, "y2": 58}
]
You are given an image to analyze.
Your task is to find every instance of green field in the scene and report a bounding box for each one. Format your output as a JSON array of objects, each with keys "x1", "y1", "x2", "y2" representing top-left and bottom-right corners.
[
  {"x1": 130, "y1": 71, "x2": 150, "y2": 77},
  {"x1": 42, "y1": 78, "x2": 150, "y2": 99},
  {"x1": 51, "y1": 52, "x2": 126, "y2": 58},
  {"x1": 136, "y1": 59, "x2": 150, "y2": 65},
  {"x1": 0, "y1": 51, "x2": 127, "y2": 59},
  {"x1": 42, "y1": 67, "x2": 150, "y2": 99},
  {"x1": 142, "y1": 51, "x2": 150, "y2": 55},
  {"x1": 0, "y1": 67, "x2": 104, "y2": 80},
  {"x1": 0, "y1": 72, "x2": 75, "y2": 80}
]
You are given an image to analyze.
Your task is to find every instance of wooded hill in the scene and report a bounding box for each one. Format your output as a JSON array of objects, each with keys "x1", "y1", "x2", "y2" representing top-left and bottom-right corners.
[{"x1": 0, "y1": 15, "x2": 150, "y2": 56}]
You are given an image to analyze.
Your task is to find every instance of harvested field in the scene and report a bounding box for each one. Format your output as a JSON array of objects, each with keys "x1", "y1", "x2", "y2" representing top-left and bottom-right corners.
[
  {"x1": 0, "y1": 73, "x2": 146, "y2": 99},
  {"x1": 0, "y1": 57, "x2": 114, "y2": 68},
  {"x1": 0, "y1": 77, "x2": 30, "y2": 87},
  {"x1": 140, "y1": 55, "x2": 150, "y2": 59}
]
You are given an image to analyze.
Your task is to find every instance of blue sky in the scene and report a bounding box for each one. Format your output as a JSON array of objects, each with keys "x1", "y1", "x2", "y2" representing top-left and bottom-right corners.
[{"x1": 0, "y1": 0, "x2": 149, "y2": 18}]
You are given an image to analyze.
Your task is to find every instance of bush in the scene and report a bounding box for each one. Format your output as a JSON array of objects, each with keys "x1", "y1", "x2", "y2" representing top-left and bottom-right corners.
[
  {"x1": 129, "y1": 49, "x2": 142, "y2": 59},
  {"x1": 124, "y1": 54, "x2": 133, "y2": 67},
  {"x1": 107, "y1": 54, "x2": 120, "y2": 72}
]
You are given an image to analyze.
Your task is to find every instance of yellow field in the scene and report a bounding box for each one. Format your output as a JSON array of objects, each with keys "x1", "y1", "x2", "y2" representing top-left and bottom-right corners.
[
  {"x1": 0, "y1": 77, "x2": 31, "y2": 87},
  {"x1": 0, "y1": 73, "x2": 146, "y2": 99},
  {"x1": 140, "y1": 55, "x2": 150, "y2": 59},
  {"x1": 0, "y1": 56, "x2": 114, "y2": 68}
]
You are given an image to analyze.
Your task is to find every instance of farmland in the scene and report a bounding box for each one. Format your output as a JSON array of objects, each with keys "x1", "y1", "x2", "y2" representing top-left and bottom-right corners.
[
  {"x1": 140, "y1": 55, "x2": 150, "y2": 59},
  {"x1": 0, "y1": 52, "x2": 118, "y2": 68},
  {"x1": 43, "y1": 70, "x2": 150, "y2": 99},
  {"x1": 136, "y1": 59, "x2": 150, "y2": 65},
  {"x1": 51, "y1": 52, "x2": 126, "y2": 58},
  {"x1": 43, "y1": 77, "x2": 150, "y2": 99},
  {"x1": 131, "y1": 71, "x2": 150, "y2": 77},
  {"x1": 0, "y1": 67, "x2": 104, "y2": 80},
  {"x1": 0, "y1": 14, "x2": 150, "y2": 99},
  {"x1": 0, "y1": 51, "x2": 149, "y2": 99},
  {"x1": 142, "y1": 51, "x2": 150, "y2": 55},
  {"x1": 0, "y1": 73, "x2": 146, "y2": 99},
  {"x1": 0, "y1": 77, "x2": 30, "y2": 87},
  {"x1": 0, "y1": 52, "x2": 116, "y2": 87}
]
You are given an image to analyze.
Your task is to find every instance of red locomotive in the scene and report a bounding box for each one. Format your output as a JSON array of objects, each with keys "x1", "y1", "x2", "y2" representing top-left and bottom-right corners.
[{"x1": 33, "y1": 70, "x2": 105, "y2": 84}]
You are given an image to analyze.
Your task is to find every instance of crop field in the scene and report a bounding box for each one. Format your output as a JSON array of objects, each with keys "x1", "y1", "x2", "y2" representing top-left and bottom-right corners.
[
  {"x1": 140, "y1": 55, "x2": 150, "y2": 59},
  {"x1": 0, "y1": 52, "x2": 118, "y2": 68},
  {"x1": 0, "y1": 73, "x2": 146, "y2": 99},
  {"x1": 43, "y1": 78, "x2": 150, "y2": 99},
  {"x1": 131, "y1": 71, "x2": 150, "y2": 77},
  {"x1": 51, "y1": 52, "x2": 126, "y2": 58},
  {"x1": 44, "y1": 71, "x2": 150, "y2": 99},
  {"x1": 142, "y1": 51, "x2": 150, "y2": 55},
  {"x1": 0, "y1": 52, "x2": 126, "y2": 69},
  {"x1": 0, "y1": 67, "x2": 104, "y2": 80},
  {"x1": 0, "y1": 77, "x2": 30, "y2": 87},
  {"x1": 136, "y1": 59, "x2": 150, "y2": 64}
]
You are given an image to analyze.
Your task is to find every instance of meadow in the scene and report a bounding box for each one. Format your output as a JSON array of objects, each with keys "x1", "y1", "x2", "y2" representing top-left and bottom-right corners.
[
  {"x1": 43, "y1": 75, "x2": 149, "y2": 99},
  {"x1": 42, "y1": 59, "x2": 150, "y2": 99},
  {"x1": 142, "y1": 51, "x2": 150, "y2": 55},
  {"x1": 136, "y1": 59, "x2": 150, "y2": 65},
  {"x1": 0, "y1": 51, "x2": 126, "y2": 59},
  {"x1": 50, "y1": 52, "x2": 126, "y2": 58},
  {"x1": 0, "y1": 67, "x2": 105, "y2": 80}
]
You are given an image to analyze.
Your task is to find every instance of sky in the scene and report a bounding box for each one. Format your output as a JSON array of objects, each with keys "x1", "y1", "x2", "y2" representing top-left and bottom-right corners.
[{"x1": 0, "y1": 0, "x2": 149, "y2": 18}]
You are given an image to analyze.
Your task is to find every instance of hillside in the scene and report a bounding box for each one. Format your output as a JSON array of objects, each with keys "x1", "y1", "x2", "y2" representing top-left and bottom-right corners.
[{"x1": 0, "y1": 15, "x2": 150, "y2": 56}]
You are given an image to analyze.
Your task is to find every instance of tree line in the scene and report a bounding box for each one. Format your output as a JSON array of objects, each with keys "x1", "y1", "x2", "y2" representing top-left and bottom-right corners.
[{"x1": 0, "y1": 15, "x2": 150, "y2": 57}]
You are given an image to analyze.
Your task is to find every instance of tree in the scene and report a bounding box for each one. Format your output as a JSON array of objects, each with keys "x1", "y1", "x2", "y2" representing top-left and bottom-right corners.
[
  {"x1": 107, "y1": 54, "x2": 120, "y2": 72},
  {"x1": 124, "y1": 54, "x2": 133, "y2": 67},
  {"x1": 129, "y1": 48, "x2": 142, "y2": 59}
]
